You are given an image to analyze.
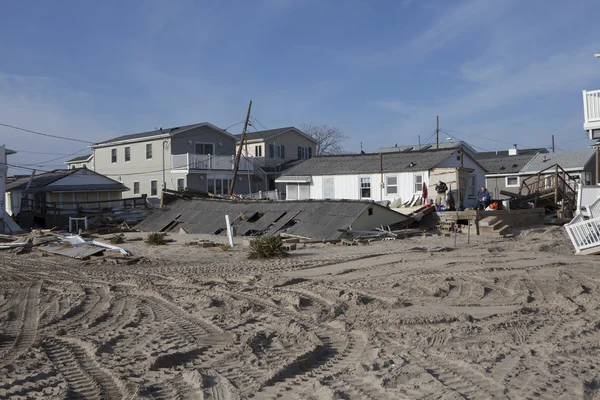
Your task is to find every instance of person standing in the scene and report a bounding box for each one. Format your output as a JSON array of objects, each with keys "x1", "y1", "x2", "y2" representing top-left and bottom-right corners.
[
  {"x1": 477, "y1": 187, "x2": 491, "y2": 210},
  {"x1": 434, "y1": 180, "x2": 448, "y2": 206}
]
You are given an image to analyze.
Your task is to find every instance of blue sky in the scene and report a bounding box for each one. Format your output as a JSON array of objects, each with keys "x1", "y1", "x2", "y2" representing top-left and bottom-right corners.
[{"x1": 1, "y1": 0, "x2": 599, "y2": 171}]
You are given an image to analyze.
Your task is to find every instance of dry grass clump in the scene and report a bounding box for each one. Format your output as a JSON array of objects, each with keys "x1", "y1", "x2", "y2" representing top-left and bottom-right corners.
[{"x1": 248, "y1": 236, "x2": 288, "y2": 259}]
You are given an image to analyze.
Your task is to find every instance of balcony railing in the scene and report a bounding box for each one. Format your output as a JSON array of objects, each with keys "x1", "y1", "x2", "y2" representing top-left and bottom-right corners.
[
  {"x1": 583, "y1": 89, "x2": 600, "y2": 124},
  {"x1": 172, "y1": 154, "x2": 254, "y2": 172}
]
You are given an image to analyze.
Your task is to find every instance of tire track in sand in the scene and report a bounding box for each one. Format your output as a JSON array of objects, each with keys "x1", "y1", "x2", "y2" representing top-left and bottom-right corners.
[
  {"x1": 0, "y1": 281, "x2": 41, "y2": 366},
  {"x1": 43, "y1": 337, "x2": 126, "y2": 400}
]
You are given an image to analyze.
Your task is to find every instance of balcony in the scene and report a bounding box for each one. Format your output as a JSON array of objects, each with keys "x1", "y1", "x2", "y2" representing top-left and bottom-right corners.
[
  {"x1": 172, "y1": 154, "x2": 254, "y2": 172},
  {"x1": 583, "y1": 90, "x2": 600, "y2": 139}
]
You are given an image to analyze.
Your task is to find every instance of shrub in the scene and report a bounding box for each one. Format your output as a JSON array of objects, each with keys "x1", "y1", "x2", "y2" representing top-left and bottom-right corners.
[
  {"x1": 247, "y1": 236, "x2": 288, "y2": 259},
  {"x1": 110, "y1": 233, "x2": 125, "y2": 244},
  {"x1": 145, "y1": 232, "x2": 167, "y2": 245},
  {"x1": 217, "y1": 244, "x2": 232, "y2": 252}
]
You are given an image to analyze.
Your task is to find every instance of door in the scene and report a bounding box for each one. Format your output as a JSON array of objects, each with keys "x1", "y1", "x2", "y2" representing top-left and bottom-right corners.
[{"x1": 323, "y1": 177, "x2": 334, "y2": 199}]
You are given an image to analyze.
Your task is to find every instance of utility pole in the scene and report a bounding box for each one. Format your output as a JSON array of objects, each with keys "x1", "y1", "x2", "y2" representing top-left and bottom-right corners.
[
  {"x1": 552, "y1": 135, "x2": 555, "y2": 153},
  {"x1": 229, "y1": 100, "x2": 252, "y2": 196},
  {"x1": 418, "y1": 135, "x2": 421, "y2": 147},
  {"x1": 436, "y1": 115, "x2": 439, "y2": 149}
]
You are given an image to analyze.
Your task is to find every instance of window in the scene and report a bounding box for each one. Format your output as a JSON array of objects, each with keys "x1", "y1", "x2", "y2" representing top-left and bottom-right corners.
[
  {"x1": 414, "y1": 174, "x2": 423, "y2": 193},
  {"x1": 297, "y1": 146, "x2": 313, "y2": 159},
  {"x1": 150, "y1": 180, "x2": 157, "y2": 196},
  {"x1": 70, "y1": 165, "x2": 75, "y2": 169},
  {"x1": 468, "y1": 174, "x2": 476, "y2": 197},
  {"x1": 209, "y1": 178, "x2": 231, "y2": 195},
  {"x1": 146, "y1": 144, "x2": 153, "y2": 159},
  {"x1": 269, "y1": 144, "x2": 275, "y2": 158},
  {"x1": 278, "y1": 145, "x2": 285, "y2": 159},
  {"x1": 368, "y1": 207, "x2": 373, "y2": 216},
  {"x1": 124, "y1": 146, "x2": 131, "y2": 162},
  {"x1": 195, "y1": 143, "x2": 214, "y2": 155},
  {"x1": 255, "y1": 145, "x2": 262, "y2": 157},
  {"x1": 177, "y1": 178, "x2": 185, "y2": 192},
  {"x1": 133, "y1": 181, "x2": 140, "y2": 195},
  {"x1": 111, "y1": 148, "x2": 117, "y2": 163},
  {"x1": 506, "y1": 176, "x2": 519, "y2": 187},
  {"x1": 386, "y1": 175, "x2": 398, "y2": 195},
  {"x1": 360, "y1": 177, "x2": 371, "y2": 198}
]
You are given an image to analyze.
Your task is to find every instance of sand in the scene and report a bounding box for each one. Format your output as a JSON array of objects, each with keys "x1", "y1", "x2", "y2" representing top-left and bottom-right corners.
[{"x1": 1, "y1": 226, "x2": 600, "y2": 399}]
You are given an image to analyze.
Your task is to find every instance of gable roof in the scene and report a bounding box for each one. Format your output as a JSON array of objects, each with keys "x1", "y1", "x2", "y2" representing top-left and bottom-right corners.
[
  {"x1": 94, "y1": 122, "x2": 234, "y2": 147},
  {"x1": 6, "y1": 169, "x2": 128, "y2": 193},
  {"x1": 65, "y1": 154, "x2": 93, "y2": 163},
  {"x1": 378, "y1": 141, "x2": 477, "y2": 156},
  {"x1": 477, "y1": 153, "x2": 541, "y2": 174},
  {"x1": 279, "y1": 149, "x2": 459, "y2": 177},
  {"x1": 475, "y1": 148, "x2": 548, "y2": 159},
  {"x1": 521, "y1": 149, "x2": 595, "y2": 173},
  {"x1": 235, "y1": 127, "x2": 317, "y2": 143}
]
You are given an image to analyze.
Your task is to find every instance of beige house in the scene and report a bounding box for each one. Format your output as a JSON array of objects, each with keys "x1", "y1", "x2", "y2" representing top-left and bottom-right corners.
[
  {"x1": 65, "y1": 154, "x2": 93, "y2": 169},
  {"x1": 235, "y1": 127, "x2": 317, "y2": 190},
  {"x1": 92, "y1": 123, "x2": 259, "y2": 200}
]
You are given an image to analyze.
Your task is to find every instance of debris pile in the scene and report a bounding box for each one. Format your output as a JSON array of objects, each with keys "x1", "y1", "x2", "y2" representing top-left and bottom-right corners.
[{"x1": 0, "y1": 229, "x2": 142, "y2": 263}]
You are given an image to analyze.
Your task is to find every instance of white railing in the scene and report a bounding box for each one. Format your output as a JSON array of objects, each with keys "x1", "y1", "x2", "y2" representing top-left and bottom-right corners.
[
  {"x1": 172, "y1": 154, "x2": 254, "y2": 172},
  {"x1": 248, "y1": 189, "x2": 280, "y2": 200},
  {"x1": 565, "y1": 214, "x2": 600, "y2": 254},
  {"x1": 587, "y1": 197, "x2": 600, "y2": 219},
  {"x1": 583, "y1": 89, "x2": 600, "y2": 123}
]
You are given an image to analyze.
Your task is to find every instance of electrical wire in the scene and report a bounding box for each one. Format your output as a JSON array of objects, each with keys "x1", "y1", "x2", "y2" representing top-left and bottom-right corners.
[
  {"x1": 0, "y1": 122, "x2": 95, "y2": 144},
  {"x1": 18, "y1": 148, "x2": 90, "y2": 166}
]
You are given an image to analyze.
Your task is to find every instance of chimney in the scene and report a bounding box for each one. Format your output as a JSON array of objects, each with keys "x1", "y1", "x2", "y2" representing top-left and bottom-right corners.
[{"x1": 508, "y1": 144, "x2": 519, "y2": 156}]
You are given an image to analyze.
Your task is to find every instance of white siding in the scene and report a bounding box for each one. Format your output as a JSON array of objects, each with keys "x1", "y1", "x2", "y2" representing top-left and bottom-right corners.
[{"x1": 287, "y1": 171, "x2": 430, "y2": 203}]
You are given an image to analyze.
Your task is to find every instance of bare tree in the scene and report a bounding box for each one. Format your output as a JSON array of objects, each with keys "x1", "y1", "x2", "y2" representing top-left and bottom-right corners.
[{"x1": 301, "y1": 123, "x2": 348, "y2": 155}]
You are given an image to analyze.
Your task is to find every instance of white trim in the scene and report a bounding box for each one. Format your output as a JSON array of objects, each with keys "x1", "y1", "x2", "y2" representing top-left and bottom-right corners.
[
  {"x1": 124, "y1": 146, "x2": 131, "y2": 163},
  {"x1": 359, "y1": 176, "x2": 372, "y2": 199},
  {"x1": 385, "y1": 174, "x2": 398, "y2": 196},
  {"x1": 413, "y1": 173, "x2": 424, "y2": 193},
  {"x1": 146, "y1": 143, "x2": 153, "y2": 160},
  {"x1": 505, "y1": 176, "x2": 520, "y2": 187}
]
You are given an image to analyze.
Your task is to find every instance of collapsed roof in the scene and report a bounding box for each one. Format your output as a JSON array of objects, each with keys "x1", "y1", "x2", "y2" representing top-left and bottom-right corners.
[{"x1": 136, "y1": 198, "x2": 408, "y2": 241}]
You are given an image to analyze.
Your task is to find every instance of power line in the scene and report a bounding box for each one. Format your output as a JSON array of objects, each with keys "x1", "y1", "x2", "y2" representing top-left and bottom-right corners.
[
  {"x1": 18, "y1": 148, "x2": 90, "y2": 166},
  {"x1": 250, "y1": 116, "x2": 269, "y2": 131},
  {"x1": 0, "y1": 122, "x2": 95, "y2": 144}
]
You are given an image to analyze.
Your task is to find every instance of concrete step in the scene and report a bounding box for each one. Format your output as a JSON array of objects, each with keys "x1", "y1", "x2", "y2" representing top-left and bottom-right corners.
[
  {"x1": 479, "y1": 217, "x2": 500, "y2": 227},
  {"x1": 480, "y1": 224, "x2": 510, "y2": 237}
]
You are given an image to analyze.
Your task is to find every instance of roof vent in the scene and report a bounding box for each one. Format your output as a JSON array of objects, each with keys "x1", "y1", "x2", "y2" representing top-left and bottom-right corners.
[
  {"x1": 170, "y1": 127, "x2": 180, "y2": 132},
  {"x1": 409, "y1": 162, "x2": 416, "y2": 167},
  {"x1": 543, "y1": 155, "x2": 548, "y2": 162},
  {"x1": 512, "y1": 164, "x2": 518, "y2": 168}
]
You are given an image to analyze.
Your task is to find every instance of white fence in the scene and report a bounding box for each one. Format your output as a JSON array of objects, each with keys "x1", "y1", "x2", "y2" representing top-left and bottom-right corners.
[{"x1": 172, "y1": 154, "x2": 254, "y2": 172}]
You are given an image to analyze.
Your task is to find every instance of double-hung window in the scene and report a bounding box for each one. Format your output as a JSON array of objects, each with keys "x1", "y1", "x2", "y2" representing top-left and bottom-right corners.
[
  {"x1": 146, "y1": 144, "x2": 153, "y2": 159},
  {"x1": 414, "y1": 174, "x2": 423, "y2": 193},
  {"x1": 360, "y1": 177, "x2": 371, "y2": 198},
  {"x1": 124, "y1": 146, "x2": 131, "y2": 162},
  {"x1": 150, "y1": 180, "x2": 158, "y2": 196},
  {"x1": 111, "y1": 148, "x2": 117, "y2": 163},
  {"x1": 386, "y1": 175, "x2": 398, "y2": 195}
]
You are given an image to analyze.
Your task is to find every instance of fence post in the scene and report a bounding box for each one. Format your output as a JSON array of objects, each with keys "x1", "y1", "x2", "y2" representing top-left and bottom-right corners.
[{"x1": 276, "y1": 189, "x2": 279, "y2": 200}]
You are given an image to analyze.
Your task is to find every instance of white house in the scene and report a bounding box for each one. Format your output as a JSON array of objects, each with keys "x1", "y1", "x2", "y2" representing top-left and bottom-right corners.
[{"x1": 275, "y1": 148, "x2": 487, "y2": 208}]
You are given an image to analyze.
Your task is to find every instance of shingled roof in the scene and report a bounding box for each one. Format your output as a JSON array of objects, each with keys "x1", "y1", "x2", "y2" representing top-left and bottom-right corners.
[
  {"x1": 6, "y1": 169, "x2": 128, "y2": 193},
  {"x1": 66, "y1": 154, "x2": 93, "y2": 163},
  {"x1": 521, "y1": 149, "x2": 595, "y2": 173},
  {"x1": 279, "y1": 149, "x2": 458, "y2": 177},
  {"x1": 136, "y1": 198, "x2": 407, "y2": 241},
  {"x1": 234, "y1": 127, "x2": 317, "y2": 143},
  {"x1": 94, "y1": 122, "x2": 231, "y2": 147},
  {"x1": 477, "y1": 153, "x2": 541, "y2": 174}
]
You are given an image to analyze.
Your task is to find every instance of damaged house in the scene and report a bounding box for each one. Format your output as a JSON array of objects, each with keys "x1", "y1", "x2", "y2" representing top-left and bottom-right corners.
[
  {"x1": 275, "y1": 148, "x2": 487, "y2": 208},
  {"x1": 137, "y1": 198, "x2": 409, "y2": 241}
]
